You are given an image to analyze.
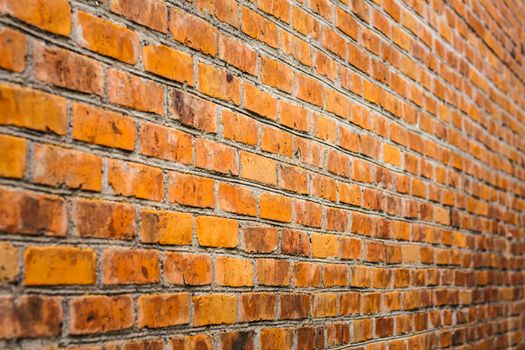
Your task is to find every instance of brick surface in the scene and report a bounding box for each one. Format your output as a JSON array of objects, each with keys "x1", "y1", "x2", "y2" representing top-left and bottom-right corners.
[{"x1": 2, "y1": 0, "x2": 525, "y2": 348}]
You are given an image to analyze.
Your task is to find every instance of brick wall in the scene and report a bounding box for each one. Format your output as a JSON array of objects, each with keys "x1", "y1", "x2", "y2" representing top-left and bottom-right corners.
[{"x1": 0, "y1": 0, "x2": 524, "y2": 349}]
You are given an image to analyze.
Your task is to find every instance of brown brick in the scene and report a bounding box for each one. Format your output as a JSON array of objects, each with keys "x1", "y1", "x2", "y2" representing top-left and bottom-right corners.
[
  {"x1": 239, "y1": 292, "x2": 276, "y2": 322},
  {"x1": 297, "y1": 327, "x2": 324, "y2": 350},
  {"x1": 0, "y1": 242, "x2": 18, "y2": 283},
  {"x1": 220, "y1": 331, "x2": 255, "y2": 350},
  {"x1": 195, "y1": 216, "x2": 238, "y2": 248},
  {"x1": 140, "y1": 122, "x2": 192, "y2": 164},
  {"x1": 102, "y1": 249, "x2": 159, "y2": 284},
  {"x1": 70, "y1": 295, "x2": 133, "y2": 334},
  {"x1": 261, "y1": 328, "x2": 293, "y2": 350},
  {"x1": 282, "y1": 229, "x2": 310, "y2": 256},
  {"x1": 215, "y1": 256, "x2": 253, "y2": 287},
  {"x1": 293, "y1": 262, "x2": 321, "y2": 287},
  {"x1": 339, "y1": 292, "x2": 360, "y2": 315},
  {"x1": 24, "y1": 246, "x2": 96, "y2": 285},
  {"x1": 294, "y1": 199, "x2": 323, "y2": 228},
  {"x1": 77, "y1": 11, "x2": 139, "y2": 64},
  {"x1": 218, "y1": 182, "x2": 257, "y2": 216},
  {"x1": 168, "y1": 172, "x2": 215, "y2": 208},
  {"x1": 0, "y1": 0, "x2": 71, "y2": 35},
  {"x1": 108, "y1": 69, "x2": 164, "y2": 114},
  {"x1": 324, "y1": 263, "x2": 347, "y2": 287},
  {"x1": 73, "y1": 103, "x2": 136, "y2": 150},
  {"x1": 312, "y1": 293, "x2": 337, "y2": 318},
  {"x1": 164, "y1": 252, "x2": 211, "y2": 285},
  {"x1": 0, "y1": 84, "x2": 67, "y2": 134},
  {"x1": 193, "y1": 294, "x2": 236, "y2": 326},
  {"x1": 143, "y1": 44, "x2": 194, "y2": 84},
  {"x1": 243, "y1": 226, "x2": 278, "y2": 253},
  {"x1": 256, "y1": 258, "x2": 290, "y2": 286},
  {"x1": 170, "y1": 90, "x2": 217, "y2": 133},
  {"x1": 0, "y1": 28, "x2": 27, "y2": 72},
  {"x1": 280, "y1": 293, "x2": 309, "y2": 319},
  {"x1": 170, "y1": 8, "x2": 218, "y2": 55},
  {"x1": 138, "y1": 293, "x2": 190, "y2": 328},
  {"x1": 170, "y1": 334, "x2": 212, "y2": 350},
  {"x1": 140, "y1": 209, "x2": 192, "y2": 245},
  {"x1": 108, "y1": 159, "x2": 163, "y2": 201},
  {"x1": 72, "y1": 198, "x2": 135, "y2": 240},
  {"x1": 111, "y1": 0, "x2": 167, "y2": 32}
]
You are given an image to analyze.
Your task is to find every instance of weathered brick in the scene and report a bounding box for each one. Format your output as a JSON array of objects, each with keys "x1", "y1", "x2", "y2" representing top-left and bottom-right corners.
[
  {"x1": 218, "y1": 182, "x2": 257, "y2": 216},
  {"x1": 195, "y1": 138, "x2": 238, "y2": 174},
  {"x1": 219, "y1": 34, "x2": 257, "y2": 75},
  {"x1": 73, "y1": 103, "x2": 136, "y2": 150},
  {"x1": 311, "y1": 233, "x2": 339, "y2": 258},
  {"x1": 293, "y1": 262, "x2": 321, "y2": 287},
  {"x1": 140, "y1": 122, "x2": 192, "y2": 163},
  {"x1": 70, "y1": 295, "x2": 133, "y2": 334},
  {"x1": 0, "y1": 28, "x2": 27, "y2": 72},
  {"x1": 241, "y1": 7, "x2": 278, "y2": 47},
  {"x1": 195, "y1": 216, "x2": 238, "y2": 248},
  {"x1": 168, "y1": 172, "x2": 215, "y2": 208},
  {"x1": 280, "y1": 293, "x2": 309, "y2": 319},
  {"x1": 170, "y1": 8, "x2": 218, "y2": 55},
  {"x1": 0, "y1": 84, "x2": 67, "y2": 134},
  {"x1": 292, "y1": 6, "x2": 320, "y2": 39},
  {"x1": 280, "y1": 100, "x2": 309, "y2": 132},
  {"x1": 195, "y1": 0, "x2": 238, "y2": 28},
  {"x1": 261, "y1": 125, "x2": 293, "y2": 156},
  {"x1": 262, "y1": 56, "x2": 294, "y2": 93},
  {"x1": 143, "y1": 44, "x2": 194, "y2": 84},
  {"x1": 279, "y1": 164, "x2": 308, "y2": 194},
  {"x1": 295, "y1": 73, "x2": 323, "y2": 106},
  {"x1": 77, "y1": 11, "x2": 139, "y2": 64},
  {"x1": 0, "y1": 242, "x2": 18, "y2": 283},
  {"x1": 0, "y1": 0, "x2": 71, "y2": 35},
  {"x1": 108, "y1": 69, "x2": 164, "y2": 114},
  {"x1": 170, "y1": 90, "x2": 217, "y2": 133},
  {"x1": 257, "y1": 258, "x2": 290, "y2": 286},
  {"x1": 138, "y1": 293, "x2": 190, "y2": 328},
  {"x1": 312, "y1": 293, "x2": 337, "y2": 318},
  {"x1": 222, "y1": 109, "x2": 258, "y2": 145},
  {"x1": 164, "y1": 252, "x2": 211, "y2": 285},
  {"x1": 102, "y1": 249, "x2": 159, "y2": 284},
  {"x1": 198, "y1": 62, "x2": 240, "y2": 104},
  {"x1": 72, "y1": 198, "x2": 135, "y2": 240},
  {"x1": 282, "y1": 229, "x2": 310, "y2": 256},
  {"x1": 25, "y1": 246, "x2": 96, "y2": 285},
  {"x1": 140, "y1": 209, "x2": 192, "y2": 245},
  {"x1": 108, "y1": 159, "x2": 163, "y2": 201},
  {"x1": 111, "y1": 0, "x2": 167, "y2": 32},
  {"x1": 215, "y1": 256, "x2": 254, "y2": 287},
  {"x1": 243, "y1": 226, "x2": 278, "y2": 253},
  {"x1": 244, "y1": 83, "x2": 278, "y2": 120},
  {"x1": 193, "y1": 294, "x2": 237, "y2": 326},
  {"x1": 239, "y1": 293, "x2": 276, "y2": 321},
  {"x1": 259, "y1": 0, "x2": 290, "y2": 23},
  {"x1": 220, "y1": 331, "x2": 255, "y2": 350},
  {"x1": 170, "y1": 335, "x2": 212, "y2": 350}
]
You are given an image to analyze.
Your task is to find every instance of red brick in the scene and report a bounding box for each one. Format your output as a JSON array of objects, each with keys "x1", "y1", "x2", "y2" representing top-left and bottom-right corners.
[
  {"x1": 170, "y1": 8, "x2": 218, "y2": 55},
  {"x1": 140, "y1": 121, "x2": 191, "y2": 164},
  {"x1": 259, "y1": 192, "x2": 292, "y2": 222},
  {"x1": 111, "y1": 0, "x2": 167, "y2": 32},
  {"x1": 240, "y1": 151, "x2": 277, "y2": 185},
  {"x1": 220, "y1": 331, "x2": 255, "y2": 350},
  {"x1": 0, "y1": 28, "x2": 27, "y2": 72},
  {"x1": 219, "y1": 34, "x2": 258, "y2": 75},
  {"x1": 312, "y1": 293, "x2": 337, "y2": 318},
  {"x1": 164, "y1": 252, "x2": 211, "y2": 285},
  {"x1": 102, "y1": 249, "x2": 159, "y2": 284},
  {"x1": 278, "y1": 164, "x2": 308, "y2": 194},
  {"x1": 24, "y1": 246, "x2": 96, "y2": 285},
  {"x1": 70, "y1": 295, "x2": 133, "y2": 334},
  {"x1": 261, "y1": 328, "x2": 293, "y2": 350},
  {"x1": 125, "y1": 340, "x2": 164, "y2": 350},
  {"x1": 73, "y1": 103, "x2": 136, "y2": 150},
  {"x1": 195, "y1": 216, "x2": 238, "y2": 248},
  {"x1": 140, "y1": 209, "x2": 192, "y2": 245},
  {"x1": 297, "y1": 327, "x2": 324, "y2": 350},
  {"x1": 292, "y1": 6, "x2": 320, "y2": 39},
  {"x1": 294, "y1": 199, "x2": 323, "y2": 228},
  {"x1": 326, "y1": 323, "x2": 350, "y2": 346},
  {"x1": 239, "y1": 293, "x2": 276, "y2": 321},
  {"x1": 0, "y1": 295, "x2": 62, "y2": 338},
  {"x1": 170, "y1": 90, "x2": 217, "y2": 133},
  {"x1": 108, "y1": 159, "x2": 163, "y2": 201},
  {"x1": 77, "y1": 11, "x2": 139, "y2": 64},
  {"x1": 195, "y1": 138, "x2": 238, "y2": 175},
  {"x1": 262, "y1": 56, "x2": 294, "y2": 93},
  {"x1": 293, "y1": 262, "x2": 321, "y2": 287},
  {"x1": 241, "y1": 7, "x2": 278, "y2": 47},
  {"x1": 341, "y1": 236, "x2": 362, "y2": 260},
  {"x1": 72, "y1": 198, "x2": 135, "y2": 240},
  {"x1": 198, "y1": 63, "x2": 240, "y2": 104},
  {"x1": 193, "y1": 294, "x2": 237, "y2": 326},
  {"x1": 0, "y1": 84, "x2": 67, "y2": 134},
  {"x1": 261, "y1": 125, "x2": 293, "y2": 156},
  {"x1": 339, "y1": 183, "x2": 361, "y2": 206},
  {"x1": 282, "y1": 229, "x2": 310, "y2": 256},
  {"x1": 280, "y1": 293, "x2": 309, "y2": 319},
  {"x1": 170, "y1": 335, "x2": 212, "y2": 350},
  {"x1": 215, "y1": 256, "x2": 253, "y2": 287},
  {"x1": 218, "y1": 182, "x2": 257, "y2": 216},
  {"x1": 0, "y1": 0, "x2": 71, "y2": 35},
  {"x1": 222, "y1": 109, "x2": 258, "y2": 145},
  {"x1": 324, "y1": 263, "x2": 347, "y2": 287},
  {"x1": 243, "y1": 226, "x2": 278, "y2": 253},
  {"x1": 108, "y1": 69, "x2": 164, "y2": 114},
  {"x1": 168, "y1": 172, "x2": 215, "y2": 208},
  {"x1": 257, "y1": 258, "x2": 290, "y2": 286},
  {"x1": 138, "y1": 293, "x2": 190, "y2": 328},
  {"x1": 143, "y1": 44, "x2": 194, "y2": 85},
  {"x1": 339, "y1": 292, "x2": 360, "y2": 315}
]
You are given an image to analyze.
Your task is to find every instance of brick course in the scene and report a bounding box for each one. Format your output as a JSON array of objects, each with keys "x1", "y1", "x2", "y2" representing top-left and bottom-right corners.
[{"x1": 0, "y1": 0, "x2": 525, "y2": 349}]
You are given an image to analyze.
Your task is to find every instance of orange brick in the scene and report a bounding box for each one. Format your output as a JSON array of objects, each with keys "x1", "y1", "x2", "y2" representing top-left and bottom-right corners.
[
  {"x1": 170, "y1": 90, "x2": 217, "y2": 133},
  {"x1": 32, "y1": 144, "x2": 102, "y2": 191},
  {"x1": 0, "y1": 295, "x2": 62, "y2": 339},
  {"x1": 140, "y1": 209, "x2": 192, "y2": 245},
  {"x1": 108, "y1": 159, "x2": 163, "y2": 201},
  {"x1": 108, "y1": 69, "x2": 164, "y2": 114},
  {"x1": 0, "y1": 84, "x2": 67, "y2": 134},
  {"x1": 280, "y1": 29, "x2": 311, "y2": 66},
  {"x1": 0, "y1": 28, "x2": 27, "y2": 72},
  {"x1": 198, "y1": 63, "x2": 240, "y2": 104},
  {"x1": 293, "y1": 262, "x2": 321, "y2": 287},
  {"x1": 111, "y1": 0, "x2": 167, "y2": 32},
  {"x1": 168, "y1": 172, "x2": 215, "y2": 208},
  {"x1": 124, "y1": 339, "x2": 163, "y2": 350},
  {"x1": 351, "y1": 265, "x2": 371, "y2": 288},
  {"x1": 193, "y1": 294, "x2": 237, "y2": 326},
  {"x1": 336, "y1": 7, "x2": 358, "y2": 39},
  {"x1": 0, "y1": 134, "x2": 25, "y2": 179},
  {"x1": 241, "y1": 7, "x2": 278, "y2": 47},
  {"x1": 261, "y1": 56, "x2": 294, "y2": 93},
  {"x1": 138, "y1": 293, "x2": 190, "y2": 328},
  {"x1": 73, "y1": 103, "x2": 136, "y2": 151},
  {"x1": 244, "y1": 83, "x2": 278, "y2": 120},
  {"x1": 0, "y1": 242, "x2": 18, "y2": 283},
  {"x1": 312, "y1": 293, "x2": 337, "y2": 318},
  {"x1": 240, "y1": 151, "x2": 277, "y2": 185},
  {"x1": 295, "y1": 73, "x2": 323, "y2": 106},
  {"x1": 243, "y1": 226, "x2": 279, "y2": 253},
  {"x1": 294, "y1": 199, "x2": 323, "y2": 228},
  {"x1": 72, "y1": 198, "x2": 135, "y2": 240},
  {"x1": 195, "y1": 138, "x2": 238, "y2": 175},
  {"x1": 339, "y1": 292, "x2": 360, "y2": 315},
  {"x1": 327, "y1": 149, "x2": 350, "y2": 177},
  {"x1": 164, "y1": 252, "x2": 211, "y2": 285},
  {"x1": 325, "y1": 87, "x2": 349, "y2": 118},
  {"x1": 77, "y1": 11, "x2": 139, "y2": 64},
  {"x1": 170, "y1": 335, "x2": 212, "y2": 350},
  {"x1": 259, "y1": 193, "x2": 292, "y2": 222},
  {"x1": 282, "y1": 229, "x2": 310, "y2": 256},
  {"x1": 257, "y1": 258, "x2": 290, "y2": 286},
  {"x1": 218, "y1": 182, "x2": 257, "y2": 216},
  {"x1": 292, "y1": 6, "x2": 320, "y2": 39},
  {"x1": 0, "y1": 0, "x2": 71, "y2": 35},
  {"x1": 195, "y1": 0, "x2": 239, "y2": 28},
  {"x1": 279, "y1": 101, "x2": 309, "y2": 132},
  {"x1": 24, "y1": 246, "x2": 96, "y2": 285},
  {"x1": 143, "y1": 44, "x2": 194, "y2": 85},
  {"x1": 314, "y1": 50, "x2": 336, "y2": 81},
  {"x1": 195, "y1": 216, "x2": 238, "y2": 248},
  {"x1": 311, "y1": 233, "x2": 339, "y2": 258},
  {"x1": 353, "y1": 319, "x2": 373, "y2": 342},
  {"x1": 279, "y1": 164, "x2": 308, "y2": 194},
  {"x1": 341, "y1": 236, "x2": 362, "y2": 260},
  {"x1": 102, "y1": 248, "x2": 159, "y2": 284},
  {"x1": 383, "y1": 143, "x2": 401, "y2": 166},
  {"x1": 222, "y1": 109, "x2": 258, "y2": 145},
  {"x1": 170, "y1": 8, "x2": 218, "y2": 55},
  {"x1": 239, "y1": 293, "x2": 276, "y2": 321},
  {"x1": 259, "y1": 0, "x2": 290, "y2": 23},
  {"x1": 326, "y1": 207, "x2": 349, "y2": 232},
  {"x1": 70, "y1": 295, "x2": 133, "y2": 334},
  {"x1": 339, "y1": 182, "x2": 361, "y2": 206},
  {"x1": 215, "y1": 256, "x2": 254, "y2": 287},
  {"x1": 261, "y1": 125, "x2": 293, "y2": 156},
  {"x1": 219, "y1": 34, "x2": 258, "y2": 75},
  {"x1": 140, "y1": 122, "x2": 192, "y2": 164},
  {"x1": 313, "y1": 112, "x2": 337, "y2": 142},
  {"x1": 261, "y1": 328, "x2": 293, "y2": 350}
]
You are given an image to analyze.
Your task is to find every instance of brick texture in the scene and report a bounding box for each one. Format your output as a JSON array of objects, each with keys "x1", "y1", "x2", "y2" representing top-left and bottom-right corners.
[{"x1": 1, "y1": 0, "x2": 525, "y2": 349}]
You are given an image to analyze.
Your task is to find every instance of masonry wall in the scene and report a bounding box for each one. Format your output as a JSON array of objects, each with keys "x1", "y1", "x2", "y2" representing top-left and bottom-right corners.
[{"x1": 0, "y1": 0, "x2": 525, "y2": 349}]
